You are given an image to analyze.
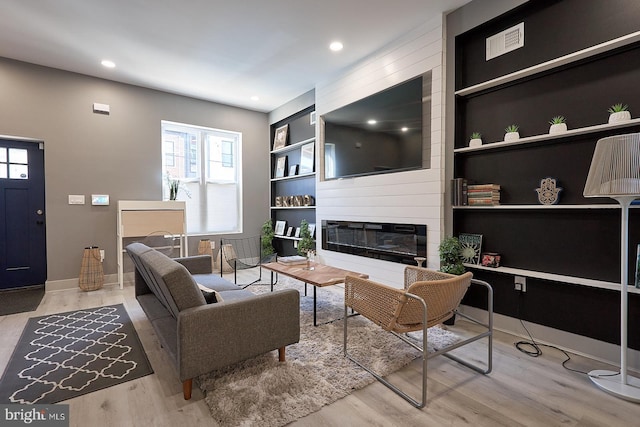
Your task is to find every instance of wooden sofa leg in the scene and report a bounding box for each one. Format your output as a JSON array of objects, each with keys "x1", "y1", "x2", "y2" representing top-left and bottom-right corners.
[
  {"x1": 183, "y1": 379, "x2": 193, "y2": 400},
  {"x1": 279, "y1": 346, "x2": 286, "y2": 362}
]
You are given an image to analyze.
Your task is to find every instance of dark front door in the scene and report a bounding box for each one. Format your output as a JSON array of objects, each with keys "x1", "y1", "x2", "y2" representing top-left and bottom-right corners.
[{"x1": 0, "y1": 138, "x2": 46, "y2": 289}]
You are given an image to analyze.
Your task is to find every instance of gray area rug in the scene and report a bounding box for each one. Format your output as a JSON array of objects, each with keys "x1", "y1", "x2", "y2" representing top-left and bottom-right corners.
[
  {"x1": 0, "y1": 304, "x2": 153, "y2": 404},
  {"x1": 198, "y1": 277, "x2": 459, "y2": 426},
  {"x1": 0, "y1": 286, "x2": 45, "y2": 316}
]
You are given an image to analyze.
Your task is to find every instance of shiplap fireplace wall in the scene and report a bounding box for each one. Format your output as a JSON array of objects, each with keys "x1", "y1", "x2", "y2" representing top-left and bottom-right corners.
[{"x1": 314, "y1": 15, "x2": 446, "y2": 286}]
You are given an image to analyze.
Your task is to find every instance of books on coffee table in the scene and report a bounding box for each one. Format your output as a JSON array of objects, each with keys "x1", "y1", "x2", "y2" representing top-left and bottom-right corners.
[{"x1": 277, "y1": 255, "x2": 308, "y2": 266}]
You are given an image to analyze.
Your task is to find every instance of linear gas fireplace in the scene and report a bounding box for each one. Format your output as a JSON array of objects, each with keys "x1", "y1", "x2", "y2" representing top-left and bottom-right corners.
[{"x1": 321, "y1": 220, "x2": 426, "y2": 265}]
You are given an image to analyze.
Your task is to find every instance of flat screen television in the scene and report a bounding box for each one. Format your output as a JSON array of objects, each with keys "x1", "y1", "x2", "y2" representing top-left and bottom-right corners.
[{"x1": 322, "y1": 72, "x2": 431, "y2": 180}]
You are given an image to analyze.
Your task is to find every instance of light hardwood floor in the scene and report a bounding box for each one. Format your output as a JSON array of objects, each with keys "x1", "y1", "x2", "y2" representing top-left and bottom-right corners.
[{"x1": 2, "y1": 270, "x2": 640, "y2": 427}]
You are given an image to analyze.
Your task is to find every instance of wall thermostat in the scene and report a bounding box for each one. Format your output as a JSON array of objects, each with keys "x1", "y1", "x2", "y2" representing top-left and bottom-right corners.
[{"x1": 91, "y1": 194, "x2": 109, "y2": 206}]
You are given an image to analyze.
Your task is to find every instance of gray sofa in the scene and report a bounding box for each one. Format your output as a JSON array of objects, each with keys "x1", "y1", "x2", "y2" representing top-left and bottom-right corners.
[{"x1": 126, "y1": 242, "x2": 300, "y2": 399}]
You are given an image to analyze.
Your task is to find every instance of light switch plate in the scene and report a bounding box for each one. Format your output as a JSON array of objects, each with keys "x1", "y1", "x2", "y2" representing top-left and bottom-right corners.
[
  {"x1": 68, "y1": 195, "x2": 85, "y2": 205},
  {"x1": 91, "y1": 194, "x2": 109, "y2": 206}
]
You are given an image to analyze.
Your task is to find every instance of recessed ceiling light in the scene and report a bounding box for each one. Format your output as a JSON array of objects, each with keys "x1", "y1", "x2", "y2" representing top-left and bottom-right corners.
[
  {"x1": 401, "y1": 127, "x2": 409, "y2": 132},
  {"x1": 367, "y1": 119, "x2": 377, "y2": 125},
  {"x1": 251, "y1": 96, "x2": 260, "y2": 101},
  {"x1": 329, "y1": 41, "x2": 343, "y2": 52},
  {"x1": 101, "y1": 60, "x2": 116, "y2": 69}
]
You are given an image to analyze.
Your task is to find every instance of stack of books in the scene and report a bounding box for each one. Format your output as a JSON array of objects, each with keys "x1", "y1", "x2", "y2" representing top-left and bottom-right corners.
[
  {"x1": 451, "y1": 178, "x2": 468, "y2": 206},
  {"x1": 467, "y1": 184, "x2": 501, "y2": 205},
  {"x1": 277, "y1": 255, "x2": 308, "y2": 266}
]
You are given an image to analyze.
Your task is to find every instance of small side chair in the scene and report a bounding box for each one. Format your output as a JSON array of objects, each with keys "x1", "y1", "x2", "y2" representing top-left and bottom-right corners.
[
  {"x1": 219, "y1": 236, "x2": 264, "y2": 288},
  {"x1": 344, "y1": 266, "x2": 493, "y2": 408}
]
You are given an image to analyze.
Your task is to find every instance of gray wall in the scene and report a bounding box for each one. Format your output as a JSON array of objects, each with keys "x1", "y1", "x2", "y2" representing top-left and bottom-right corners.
[{"x1": 0, "y1": 57, "x2": 269, "y2": 283}]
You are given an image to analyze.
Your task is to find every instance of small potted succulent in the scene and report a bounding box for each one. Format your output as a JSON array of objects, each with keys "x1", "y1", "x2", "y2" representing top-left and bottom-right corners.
[
  {"x1": 608, "y1": 103, "x2": 631, "y2": 124},
  {"x1": 469, "y1": 131, "x2": 482, "y2": 147},
  {"x1": 548, "y1": 116, "x2": 567, "y2": 134},
  {"x1": 504, "y1": 124, "x2": 520, "y2": 142}
]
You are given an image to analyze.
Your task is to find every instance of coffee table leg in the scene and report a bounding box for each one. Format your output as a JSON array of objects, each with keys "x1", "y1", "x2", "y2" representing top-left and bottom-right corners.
[
  {"x1": 313, "y1": 285, "x2": 317, "y2": 326},
  {"x1": 270, "y1": 271, "x2": 274, "y2": 292},
  {"x1": 305, "y1": 283, "x2": 308, "y2": 296}
]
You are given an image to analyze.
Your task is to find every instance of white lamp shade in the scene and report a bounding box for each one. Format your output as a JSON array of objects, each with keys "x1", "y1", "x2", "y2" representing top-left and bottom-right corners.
[{"x1": 584, "y1": 133, "x2": 640, "y2": 198}]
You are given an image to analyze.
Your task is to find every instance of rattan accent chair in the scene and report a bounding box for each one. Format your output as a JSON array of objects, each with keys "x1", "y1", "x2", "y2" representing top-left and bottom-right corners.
[{"x1": 344, "y1": 266, "x2": 493, "y2": 408}]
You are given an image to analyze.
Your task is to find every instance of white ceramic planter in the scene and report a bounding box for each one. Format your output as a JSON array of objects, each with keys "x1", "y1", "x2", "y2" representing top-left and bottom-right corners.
[
  {"x1": 609, "y1": 111, "x2": 631, "y2": 124},
  {"x1": 549, "y1": 123, "x2": 567, "y2": 134},
  {"x1": 504, "y1": 131, "x2": 520, "y2": 142},
  {"x1": 469, "y1": 138, "x2": 482, "y2": 148}
]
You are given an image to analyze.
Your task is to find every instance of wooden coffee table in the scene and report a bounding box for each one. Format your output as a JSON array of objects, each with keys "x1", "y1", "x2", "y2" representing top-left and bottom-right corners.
[{"x1": 262, "y1": 261, "x2": 368, "y2": 326}]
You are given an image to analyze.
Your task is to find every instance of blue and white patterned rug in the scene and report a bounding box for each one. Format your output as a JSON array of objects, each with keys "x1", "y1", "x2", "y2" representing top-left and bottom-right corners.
[{"x1": 0, "y1": 304, "x2": 153, "y2": 404}]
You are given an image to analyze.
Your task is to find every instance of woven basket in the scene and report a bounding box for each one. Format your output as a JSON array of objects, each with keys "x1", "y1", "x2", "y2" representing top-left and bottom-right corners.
[
  {"x1": 79, "y1": 246, "x2": 104, "y2": 291},
  {"x1": 197, "y1": 239, "x2": 215, "y2": 272}
]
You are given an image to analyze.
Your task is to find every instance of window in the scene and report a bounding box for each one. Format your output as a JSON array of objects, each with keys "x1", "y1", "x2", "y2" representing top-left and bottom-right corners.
[
  {"x1": 0, "y1": 148, "x2": 29, "y2": 179},
  {"x1": 162, "y1": 121, "x2": 242, "y2": 234}
]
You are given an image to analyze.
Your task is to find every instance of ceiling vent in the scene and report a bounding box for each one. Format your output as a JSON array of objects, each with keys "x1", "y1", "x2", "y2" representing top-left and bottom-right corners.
[{"x1": 486, "y1": 22, "x2": 524, "y2": 61}]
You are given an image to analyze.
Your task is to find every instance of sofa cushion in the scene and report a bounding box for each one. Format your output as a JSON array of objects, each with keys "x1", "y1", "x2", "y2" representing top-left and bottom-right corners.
[
  {"x1": 141, "y1": 249, "x2": 206, "y2": 316},
  {"x1": 191, "y1": 273, "x2": 243, "y2": 291},
  {"x1": 216, "y1": 289, "x2": 255, "y2": 302}
]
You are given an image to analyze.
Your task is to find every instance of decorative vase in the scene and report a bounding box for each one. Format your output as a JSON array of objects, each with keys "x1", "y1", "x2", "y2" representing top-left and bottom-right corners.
[
  {"x1": 504, "y1": 131, "x2": 520, "y2": 142},
  {"x1": 469, "y1": 138, "x2": 482, "y2": 148},
  {"x1": 549, "y1": 123, "x2": 567, "y2": 134},
  {"x1": 608, "y1": 111, "x2": 631, "y2": 124},
  {"x1": 197, "y1": 239, "x2": 215, "y2": 271},
  {"x1": 79, "y1": 246, "x2": 104, "y2": 291}
]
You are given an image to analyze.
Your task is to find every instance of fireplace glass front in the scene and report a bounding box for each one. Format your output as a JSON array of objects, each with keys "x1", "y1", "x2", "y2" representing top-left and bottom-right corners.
[{"x1": 321, "y1": 220, "x2": 426, "y2": 265}]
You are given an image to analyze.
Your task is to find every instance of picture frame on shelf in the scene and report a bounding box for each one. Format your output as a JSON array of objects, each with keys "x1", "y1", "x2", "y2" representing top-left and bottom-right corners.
[
  {"x1": 274, "y1": 220, "x2": 286, "y2": 236},
  {"x1": 458, "y1": 233, "x2": 483, "y2": 264},
  {"x1": 308, "y1": 223, "x2": 316, "y2": 237},
  {"x1": 294, "y1": 227, "x2": 301, "y2": 238},
  {"x1": 299, "y1": 142, "x2": 315, "y2": 174},
  {"x1": 286, "y1": 226, "x2": 294, "y2": 237},
  {"x1": 289, "y1": 164, "x2": 299, "y2": 176},
  {"x1": 275, "y1": 155, "x2": 288, "y2": 178},
  {"x1": 273, "y1": 124, "x2": 288, "y2": 150}
]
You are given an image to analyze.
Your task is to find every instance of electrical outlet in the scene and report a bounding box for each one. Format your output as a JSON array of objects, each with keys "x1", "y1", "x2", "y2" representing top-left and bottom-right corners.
[{"x1": 514, "y1": 275, "x2": 527, "y2": 292}]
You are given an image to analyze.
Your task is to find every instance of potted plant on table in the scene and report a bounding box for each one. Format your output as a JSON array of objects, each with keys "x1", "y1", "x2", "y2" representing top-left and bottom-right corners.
[
  {"x1": 297, "y1": 219, "x2": 316, "y2": 267},
  {"x1": 608, "y1": 103, "x2": 631, "y2": 124},
  {"x1": 548, "y1": 116, "x2": 567, "y2": 134},
  {"x1": 504, "y1": 124, "x2": 520, "y2": 142}
]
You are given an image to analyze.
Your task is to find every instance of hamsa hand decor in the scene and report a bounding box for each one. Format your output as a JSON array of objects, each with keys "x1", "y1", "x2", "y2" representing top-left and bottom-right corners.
[{"x1": 536, "y1": 177, "x2": 562, "y2": 205}]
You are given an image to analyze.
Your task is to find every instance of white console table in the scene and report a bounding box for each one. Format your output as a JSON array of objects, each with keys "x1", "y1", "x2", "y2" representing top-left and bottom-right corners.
[{"x1": 117, "y1": 200, "x2": 187, "y2": 288}]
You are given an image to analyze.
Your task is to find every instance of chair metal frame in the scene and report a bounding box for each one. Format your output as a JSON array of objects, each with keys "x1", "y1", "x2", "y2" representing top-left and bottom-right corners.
[
  {"x1": 343, "y1": 273, "x2": 493, "y2": 409},
  {"x1": 219, "y1": 236, "x2": 265, "y2": 288}
]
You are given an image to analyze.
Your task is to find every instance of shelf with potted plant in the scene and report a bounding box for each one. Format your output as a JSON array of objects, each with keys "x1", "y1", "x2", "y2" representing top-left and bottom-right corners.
[{"x1": 454, "y1": 116, "x2": 640, "y2": 154}]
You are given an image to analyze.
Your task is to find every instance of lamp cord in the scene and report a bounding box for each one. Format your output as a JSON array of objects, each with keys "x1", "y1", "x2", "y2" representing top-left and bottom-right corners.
[{"x1": 513, "y1": 292, "x2": 618, "y2": 377}]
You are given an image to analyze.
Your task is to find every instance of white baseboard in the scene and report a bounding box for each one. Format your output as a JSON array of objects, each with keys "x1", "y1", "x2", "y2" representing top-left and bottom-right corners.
[
  {"x1": 460, "y1": 305, "x2": 640, "y2": 373},
  {"x1": 45, "y1": 273, "x2": 119, "y2": 292}
]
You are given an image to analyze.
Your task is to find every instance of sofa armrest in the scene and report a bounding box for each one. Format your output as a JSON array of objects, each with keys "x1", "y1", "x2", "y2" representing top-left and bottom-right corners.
[
  {"x1": 177, "y1": 289, "x2": 300, "y2": 381},
  {"x1": 175, "y1": 255, "x2": 213, "y2": 274}
]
